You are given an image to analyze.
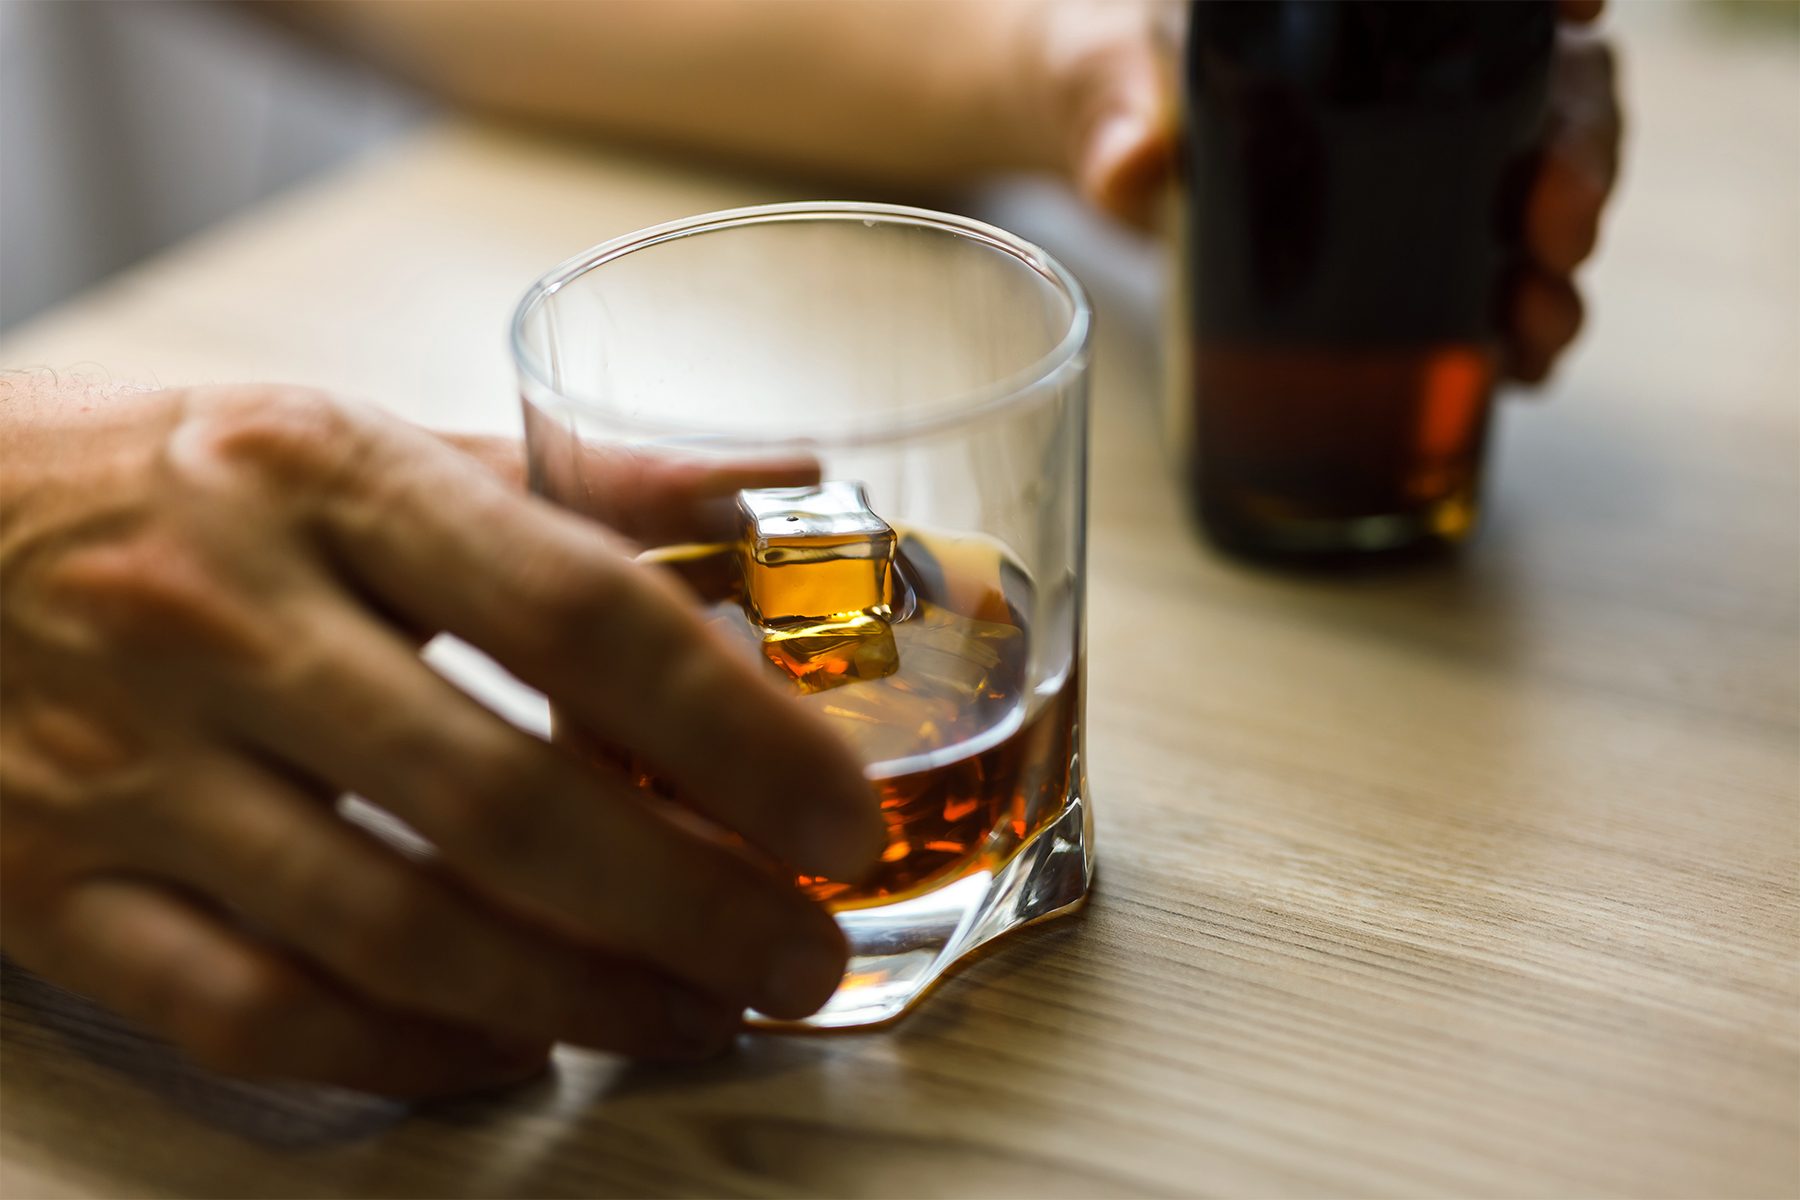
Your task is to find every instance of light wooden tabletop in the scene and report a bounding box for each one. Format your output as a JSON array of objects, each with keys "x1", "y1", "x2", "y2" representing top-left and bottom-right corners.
[{"x1": 3, "y1": 9, "x2": 1796, "y2": 1198}]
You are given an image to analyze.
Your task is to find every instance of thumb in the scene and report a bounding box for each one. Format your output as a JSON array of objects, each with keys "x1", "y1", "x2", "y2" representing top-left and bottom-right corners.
[
  {"x1": 1076, "y1": 100, "x2": 1173, "y2": 230},
  {"x1": 1046, "y1": 2, "x2": 1176, "y2": 229}
]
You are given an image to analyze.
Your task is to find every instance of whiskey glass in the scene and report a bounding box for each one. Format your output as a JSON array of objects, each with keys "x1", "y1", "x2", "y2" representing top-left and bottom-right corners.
[{"x1": 511, "y1": 202, "x2": 1093, "y2": 1029}]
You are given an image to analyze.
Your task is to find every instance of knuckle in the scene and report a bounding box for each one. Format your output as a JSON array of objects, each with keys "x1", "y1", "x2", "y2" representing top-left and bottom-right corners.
[
  {"x1": 172, "y1": 385, "x2": 366, "y2": 493},
  {"x1": 0, "y1": 705, "x2": 160, "y2": 881},
  {"x1": 3, "y1": 704, "x2": 116, "y2": 811},
  {"x1": 41, "y1": 534, "x2": 271, "y2": 664},
  {"x1": 335, "y1": 891, "x2": 437, "y2": 999},
  {"x1": 435, "y1": 736, "x2": 557, "y2": 863},
  {"x1": 523, "y1": 549, "x2": 628, "y2": 648},
  {"x1": 19, "y1": 702, "x2": 147, "y2": 782},
  {"x1": 173, "y1": 959, "x2": 300, "y2": 1075}
]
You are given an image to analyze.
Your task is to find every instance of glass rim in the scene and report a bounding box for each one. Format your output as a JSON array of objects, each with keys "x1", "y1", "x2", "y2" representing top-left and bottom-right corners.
[{"x1": 508, "y1": 201, "x2": 1092, "y2": 448}]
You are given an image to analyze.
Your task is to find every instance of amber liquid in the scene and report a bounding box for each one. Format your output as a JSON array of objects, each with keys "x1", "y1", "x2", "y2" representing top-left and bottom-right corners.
[
  {"x1": 802, "y1": 667, "x2": 1077, "y2": 907},
  {"x1": 566, "y1": 528, "x2": 1078, "y2": 909}
]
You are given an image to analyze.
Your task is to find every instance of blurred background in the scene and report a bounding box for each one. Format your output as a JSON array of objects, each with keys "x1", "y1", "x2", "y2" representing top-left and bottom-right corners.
[
  {"x1": 3, "y1": 0, "x2": 1795, "y2": 334},
  {"x1": 0, "y1": 6, "x2": 1794, "y2": 1195},
  {"x1": 0, "y1": 0, "x2": 424, "y2": 330}
]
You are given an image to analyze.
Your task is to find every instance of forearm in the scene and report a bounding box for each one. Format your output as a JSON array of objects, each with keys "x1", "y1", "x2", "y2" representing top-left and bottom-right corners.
[{"x1": 304, "y1": 1, "x2": 1064, "y2": 187}]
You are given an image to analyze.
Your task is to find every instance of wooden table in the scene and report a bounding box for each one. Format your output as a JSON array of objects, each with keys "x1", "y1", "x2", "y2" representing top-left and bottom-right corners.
[{"x1": 3, "y1": 9, "x2": 1795, "y2": 1197}]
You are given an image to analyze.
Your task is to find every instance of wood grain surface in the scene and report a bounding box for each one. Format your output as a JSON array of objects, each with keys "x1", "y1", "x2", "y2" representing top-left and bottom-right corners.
[{"x1": 2, "y1": 7, "x2": 1795, "y2": 1197}]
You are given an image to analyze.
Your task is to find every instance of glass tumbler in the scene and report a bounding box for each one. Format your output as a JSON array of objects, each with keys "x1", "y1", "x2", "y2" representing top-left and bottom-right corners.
[{"x1": 510, "y1": 202, "x2": 1094, "y2": 1029}]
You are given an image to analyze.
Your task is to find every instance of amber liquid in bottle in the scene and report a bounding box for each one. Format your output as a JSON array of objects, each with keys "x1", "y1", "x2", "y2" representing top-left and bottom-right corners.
[{"x1": 1181, "y1": 0, "x2": 1552, "y2": 561}]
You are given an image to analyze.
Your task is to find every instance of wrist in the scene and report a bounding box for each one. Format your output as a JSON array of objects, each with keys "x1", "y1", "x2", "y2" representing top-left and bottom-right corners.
[{"x1": 0, "y1": 372, "x2": 173, "y2": 543}]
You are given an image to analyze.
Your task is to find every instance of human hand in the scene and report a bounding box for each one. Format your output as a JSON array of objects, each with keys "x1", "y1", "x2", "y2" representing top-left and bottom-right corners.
[
  {"x1": 1510, "y1": 3, "x2": 1622, "y2": 382},
  {"x1": 1037, "y1": 0, "x2": 1620, "y2": 384},
  {"x1": 0, "y1": 379, "x2": 884, "y2": 1096}
]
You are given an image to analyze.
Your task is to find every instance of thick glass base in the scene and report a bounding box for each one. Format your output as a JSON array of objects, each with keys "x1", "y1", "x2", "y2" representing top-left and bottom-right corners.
[
  {"x1": 1197, "y1": 482, "x2": 1481, "y2": 568},
  {"x1": 749, "y1": 775, "x2": 1093, "y2": 1031}
]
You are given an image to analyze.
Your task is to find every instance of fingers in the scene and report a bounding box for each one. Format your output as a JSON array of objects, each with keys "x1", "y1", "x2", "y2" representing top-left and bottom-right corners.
[
  {"x1": 435, "y1": 426, "x2": 818, "y2": 546},
  {"x1": 434, "y1": 432, "x2": 526, "y2": 491},
  {"x1": 1506, "y1": 268, "x2": 1584, "y2": 385},
  {"x1": 308, "y1": 415, "x2": 885, "y2": 884},
  {"x1": 26, "y1": 877, "x2": 551, "y2": 1097},
  {"x1": 1507, "y1": 27, "x2": 1618, "y2": 385},
  {"x1": 1525, "y1": 33, "x2": 1622, "y2": 277},
  {"x1": 562, "y1": 445, "x2": 821, "y2": 546},
  {"x1": 1525, "y1": 149, "x2": 1607, "y2": 278},
  {"x1": 218, "y1": 601, "x2": 850, "y2": 1021},
  {"x1": 136, "y1": 751, "x2": 740, "y2": 1058}
]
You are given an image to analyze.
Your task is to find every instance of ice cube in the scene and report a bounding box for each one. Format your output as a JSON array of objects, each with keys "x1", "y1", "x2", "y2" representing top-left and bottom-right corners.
[
  {"x1": 808, "y1": 604, "x2": 1025, "y2": 764},
  {"x1": 810, "y1": 533, "x2": 1031, "y2": 764},
  {"x1": 737, "y1": 481, "x2": 897, "y2": 624},
  {"x1": 736, "y1": 481, "x2": 903, "y2": 693},
  {"x1": 760, "y1": 612, "x2": 899, "y2": 696}
]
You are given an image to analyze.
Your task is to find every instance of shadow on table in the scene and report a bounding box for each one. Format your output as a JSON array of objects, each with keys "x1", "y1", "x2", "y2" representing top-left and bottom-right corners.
[
  {"x1": 1, "y1": 957, "x2": 410, "y2": 1149},
  {"x1": 1171, "y1": 372, "x2": 1671, "y2": 668},
  {"x1": 595, "y1": 901, "x2": 1093, "y2": 1098},
  {"x1": 437, "y1": 915, "x2": 1144, "y2": 1198}
]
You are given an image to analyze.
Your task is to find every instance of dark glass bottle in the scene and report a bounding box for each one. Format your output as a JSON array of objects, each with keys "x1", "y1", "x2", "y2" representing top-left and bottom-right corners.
[{"x1": 1177, "y1": 0, "x2": 1554, "y2": 561}]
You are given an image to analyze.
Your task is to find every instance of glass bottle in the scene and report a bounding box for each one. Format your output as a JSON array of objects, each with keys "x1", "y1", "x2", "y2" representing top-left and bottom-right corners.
[{"x1": 1175, "y1": 0, "x2": 1554, "y2": 561}]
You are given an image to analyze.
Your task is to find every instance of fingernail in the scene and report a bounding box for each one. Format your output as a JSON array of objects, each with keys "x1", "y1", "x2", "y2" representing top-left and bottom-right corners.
[
  {"x1": 666, "y1": 991, "x2": 738, "y2": 1059},
  {"x1": 1084, "y1": 111, "x2": 1149, "y2": 175},
  {"x1": 760, "y1": 939, "x2": 846, "y2": 1020}
]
